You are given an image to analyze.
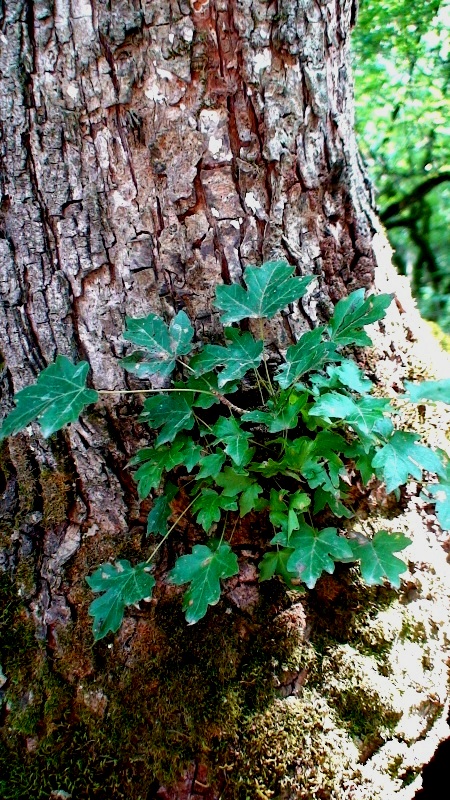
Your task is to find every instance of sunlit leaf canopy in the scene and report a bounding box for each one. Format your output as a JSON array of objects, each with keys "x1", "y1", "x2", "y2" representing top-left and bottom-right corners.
[{"x1": 352, "y1": 0, "x2": 450, "y2": 329}]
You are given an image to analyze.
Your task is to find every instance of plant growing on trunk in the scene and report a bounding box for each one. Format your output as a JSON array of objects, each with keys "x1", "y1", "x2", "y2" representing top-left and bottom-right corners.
[{"x1": 1, "y1": 261, "x2": 449, "y2": 640}]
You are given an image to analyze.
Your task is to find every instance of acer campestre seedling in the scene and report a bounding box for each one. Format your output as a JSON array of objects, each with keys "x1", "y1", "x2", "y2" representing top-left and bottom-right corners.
[{"x1": 1, "y1": 261, "x2": 449, "y2": 640}]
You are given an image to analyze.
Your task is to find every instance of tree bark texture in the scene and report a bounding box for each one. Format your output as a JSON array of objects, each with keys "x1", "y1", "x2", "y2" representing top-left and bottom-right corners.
[{"x1": 1, "y1": 2, "x2": 449, "y2": 799}]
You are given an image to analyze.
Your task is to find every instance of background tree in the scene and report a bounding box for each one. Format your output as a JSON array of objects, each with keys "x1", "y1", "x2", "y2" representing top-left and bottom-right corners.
[
  {"x1": 352, "y1": 0, "x2": 450, "y2": 328},
  {"x1": 1, "y1": 1, "x2": 449, "y2": 798}
]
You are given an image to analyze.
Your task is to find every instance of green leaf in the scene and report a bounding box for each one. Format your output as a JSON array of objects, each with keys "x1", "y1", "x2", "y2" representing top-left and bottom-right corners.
[
  {"x1": 239, "y1": 483, "x2": 263, "y2": 517},
  {"x1": 328, "y1": 289, "x2": 393, "y2": 346},
  {"x1": 326, "y1": 360, "x2": 373, "y2": 393},
  {"x1": 169, "y1": 543, "x2": 239, "y2": 624},
  {"x1": 259, "y1": 549, "x2": 303, "y2": 590},
  {"x1": 0, "y1": 356, "x2": 98, "y2": 441},
  {"x1": 427, "y1": 462, "x2": 450, "y2": 530},
  {"x1": 139, "y1": 393, "x2": 195, "y2": 445},
  {"x1": 86, "y1": 560, "x2": 155, "y2": 641},
  {"x1": 121, "y1": 310, "x2": 194, "y2": 378},
  {"x1": 212, "y1": 416, "x2": 253, "y2": 467},
  {"x1": 310, "y1": 392, "x2": 392, "y2": 440},
  {"x1": 190, "y1": 329, "x2": 263, "y2": 388},
  {"x1": 287, "y1": 527, "x2": 354, "y2": 589},
  {"x1": 196, "y1": 451, "x2": 227, "y2": 480},
  {"x1": 349, "y1": 530, "x2": 411, "y2": 588},
  {"x1": 147, "y1": 483, "x2": 178, "y2": 536},
  {"x1": 243, "y1": 390, "x2": 309, "y2": 432},
  {"x1": 192, "y1": 489, "x2": 238, "y2": 531},
  {"x1": 214, "y1": 261, "x2": 313, "y2": 324},
  {"x1": 214, "y1": 467, "x2": 255, "y2": 497},
  {"x1": 313, "y1": 488, "x2": 353, "y2": 518},
  {"x1": 276, "y1": 328, "x2": 337, "y2": 389},
  {"x1": 372, "y1": 430, "x2": 444, "y2": 493},
  {"x1": 404, "y1": 379, "x2": 450, "y2": 405},
  {"x1": 130, "y1": 436, "x2": 200, "y2": 498},
  {"x1": 175, "y1": 372, "x2": 238, "y2": 410}
]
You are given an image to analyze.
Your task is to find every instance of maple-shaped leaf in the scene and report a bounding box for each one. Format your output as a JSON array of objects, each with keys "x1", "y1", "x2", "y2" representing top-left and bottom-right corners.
[
  {"x1": 0, "y1": 355, "x2": 98, "y2": 441},
  {"x1": 287, "y1": 527, "x2": 354, "y2": 589},
  {"x1": 139, "y1": 392, "x2": 195, "y2": 445},
  {"x1": 328, "y1": 289, "x2": 393, "y2": 346},
  {"x1": 243, "y1": 390, "x2": 309, "y2": 433},
  {"x1": 276, "y1": 328, "x2": 337, "y2": 389},
  {"x1": 214, "y1": 261, "x2": 313, "y2": 324},
  {"x1": 349, "y1": 530, "x2": 411, "y2": 588},
  {"x1": 86, "y1": 560, "x2": 155, "y2": 641},
  {"x1": 372, "y1": 430, "x2": 444, "y2": 493},
  {"x1": 313, "y1": 487, "x2": 353, "y2": 518},
  {"x1": 192, "y1": 489, "x2": 238, "y2": 531},
  {"x1": 121, "y1": 310, "x2": 194, "y2": 378},
  {"x1": 239, "y1": 483, "x2": 264, "y2": 517},
  {"x1": 404, "y1": 379, "x2": 450, "y2": 405},
  {"x1": 259, "y1": 549, "x2": 303, "y2": 591},
  {"x1": 169, "y1": 543, "x2": 239, "y2": 624},
  {"x1": 310, "y1": 392, "x2": 392, "y2": 440},
  {"x1": 130, "y1": 436, "x2": 201, "y2": 498},
  {"x1": 196, "y1": 451, "x2": 227, "y2": 480},
  {"x1": 212, "y1": 416, "x2": 253, "y2": 467},
  {"x1": 147, "y1": 483, "x2": 178, "y2": 536},
  {"x1": 325, "y1": 359, "x2": 373, "y2": 393},
  {"x1": 427, "y1": 462, "x2": 450, "y2": 530},
  {"x1": 214, "y1": 467, "x2": 255, "y2": 496},
  {"x1": 190, "y1": 329, "x2": 263, "y2": 388}
]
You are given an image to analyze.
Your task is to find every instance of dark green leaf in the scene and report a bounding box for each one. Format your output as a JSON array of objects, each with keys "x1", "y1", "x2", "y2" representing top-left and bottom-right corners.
[
  {"x1": 287, "y1": 527, "x2": 354, "y2": 589},
  {"x1": 212, "y1": 416, "x2": 253, "y2": 467},
  {"x1": 404, "y1": 379, "x2": 450, "y2": 405},
  {"x1": 196, "y1": 451, "x2": 227, "y2": 480},
  {"x1": 139, "y1": 393, "x2": 195, "y2": 445},
  {"x1": 349, "y1": 530, "x2": 411, "y2": 588},
  {"x1": 130, "y1": 436, "x2": 200, "y2": 498},
  {"x1": 87, "y1": 560, "x2": 155, "y2": 641},
  {"x1": 0, "y1": 356, "x2": 98, "y2": 441},
  {"x1": 214, "y1": 261, "x2": 313, "y2": 324},
  {"x1": 214, "y1": 467, "x2": 255, "y2": 497},
  {"x1": 259, "y1": 549, "x2": 303, "y2": 590},
  {"x1": 239, "y1": 483, "x2": 263, "y2": 516},
  {"x1": 169, "y1": 543, "x2": 239, "y2": 624},
  {"x1": 192, "y1": 489, "x2": 238, "y2": 531},
  {"x1": 147, "y1": 483, "x2": 178, "y2": 536},
  {"x1": 122, "y1": 310, "x2": 194, "y2": 378},
  {"x1": 276, "y1": 328, "x2": 336, "y2": 389},
  {"x1": 372, "y1": 430, "x2": 444, "y2": 493},
  {"x1": 190, "y1": 329, "x2": 263, "y2": 388},
  {"x1": 328, "y1": 289, "x2": 393, "y2": 346}
]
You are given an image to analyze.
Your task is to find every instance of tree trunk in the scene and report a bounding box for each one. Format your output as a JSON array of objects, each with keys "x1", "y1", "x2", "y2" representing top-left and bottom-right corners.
[{"x1": 0, "y1": 2, "x2": 449, "y2": 799}]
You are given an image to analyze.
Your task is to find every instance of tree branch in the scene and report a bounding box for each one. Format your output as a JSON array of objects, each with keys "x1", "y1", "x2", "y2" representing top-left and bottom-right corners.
[{"x1": 380, "y1": 171, "x2": 450, "y2": 222}]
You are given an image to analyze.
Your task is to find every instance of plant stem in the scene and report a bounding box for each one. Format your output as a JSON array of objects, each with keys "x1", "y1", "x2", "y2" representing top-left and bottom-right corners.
[
  {"x1": 98, "y1": 386, "x2": 245, "y2": 414},
  {"x1": 259, "y1": 319, "x2": 274, "y2": 396},
  {"x1": 146, "y1": 493, "x2": 201, "y2": 564}
]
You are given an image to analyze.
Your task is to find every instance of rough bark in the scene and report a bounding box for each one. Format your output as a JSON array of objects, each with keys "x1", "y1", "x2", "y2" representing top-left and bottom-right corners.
[{"x1": 0, "y1": 2, "x2": 448, "y2": 798}]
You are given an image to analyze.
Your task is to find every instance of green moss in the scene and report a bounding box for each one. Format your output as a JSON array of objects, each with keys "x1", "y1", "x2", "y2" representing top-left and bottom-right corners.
[{"x1": 40, "y1": 468, "x2": 71, "y2": 527}]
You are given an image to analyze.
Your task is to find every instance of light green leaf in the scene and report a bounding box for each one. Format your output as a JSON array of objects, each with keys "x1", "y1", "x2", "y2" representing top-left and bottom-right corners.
[
  {"x1": 0, "y1": 356, "x2": 98, "y2": 441},
  {"x1": 169, "y1": 543, "x2": 239, "y2": 624},
  {"x1": 349, "y1": 530, "x2": 411, "y2": 588},
  {"x1": 214, "y1": 261, "x2": 313, "y2": 324},
  {"x1": 287, "y1": 527, "x2": 354, "y2": 589},
  {"x1": 427, "y1": 462, "x2": 450, "y2": 530},
  {"x1": 190, "y1": 329, "x2": 263, "y2": 388},
  {"x1": 121, "y1": 310, "x2": 194, "y2": 378},
  {"x1": 259, "y1": 549, "x2": 303, "y2": 590},
  {"x1": 276, "y1": 328, "x2": 337, "y2": 389},
  {"x1": 310, "y1": 392, "x2": 392, "y2": 439},
  {"x1": 326, "y1": 360, "x2": 373, "y2": 393},
  {"x1": 212, "y1": 416, "x2": 253, "y2": 467},
  {"x1": 404, "y1": 379, "x2": 450, "y2": 405},
  {"x1": 372, "y1": 430, "x2": 444, "y2": 493},
  {"x1": 192, "y1": 489, "x2": 238, "y2": 531},
  {"x1": 139, "y1": 393, "x2": 195, "y2": 445},
  {"x1": 86, "y1": 560, "x2": 155, "y2": 641},
  {"x1": 328, "y1": 289, "x2": 393, "y2": 346}
]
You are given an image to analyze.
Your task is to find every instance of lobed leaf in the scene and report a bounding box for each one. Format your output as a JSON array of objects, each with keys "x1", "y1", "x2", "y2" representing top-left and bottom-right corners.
[
  {"x1": 87, "y1": 560, "x2": 155, "y2": 641},
  {"x1": 328, "y1": 289, "x2": 393, "y2": 346},
  {"x1": 190, "y1": 329, "x2": 263, "y2": 388},
  {"x1": 286, "y1": 527, "x2": 354, "y2": 589},
  {"x1": 349, "y1": 530, "x2": 411, "y2": 588},
  {"x1": 259, "y1": 549, "x2": 302, "y2": 590},
  {"x1": 372, "y1": 430, "x2": 444, "y2": 493},
  {"x1": 275, "y1": 328, "x2": 337, "y2": 389},
  {"x1": 0, "y1": 355, "x2": 98, "y2": 441},
  {"x1": 169, "y1": 543, "x2": 239, "y2": 624},
  {"x1": 404, "y1": 379, "x2": 450, "y2": 405},
  {"x1": 192, "y1": 488, "x2": 238, "y2": 531},
  {"x1": 214, "y1": 261, "x2": 313, "y2": 324},
  {"x1": 121, "y1": 310, "x2": 194, "y2": 379},
  {"x1": 212, "y1": 416, "x2": 253, "y2": 467},
  {"x1": 139, "y1": 393, "x2": 195, "y2": 445}
]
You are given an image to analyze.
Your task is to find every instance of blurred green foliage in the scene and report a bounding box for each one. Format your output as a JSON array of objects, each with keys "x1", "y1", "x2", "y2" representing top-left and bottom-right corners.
[{"x1": 352, "y1": 0, "x2": 450, "y2": 330}]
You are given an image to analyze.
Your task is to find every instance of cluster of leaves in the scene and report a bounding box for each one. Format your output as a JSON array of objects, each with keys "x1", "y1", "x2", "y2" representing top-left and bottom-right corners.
[{"x1": 1, "y1": 261, "x2": 449, "y2": 641}]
